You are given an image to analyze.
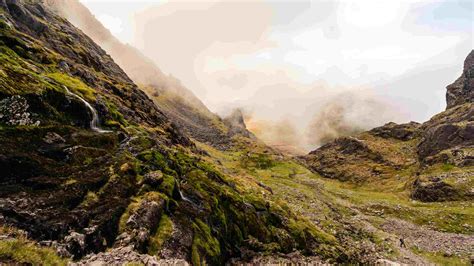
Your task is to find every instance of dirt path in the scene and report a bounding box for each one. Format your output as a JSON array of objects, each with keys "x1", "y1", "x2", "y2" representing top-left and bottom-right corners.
[
  {"x1": 261, "y1": 173, "x2": 430, "y2": 264},
  {"x1": 381, "y1": 218, "x2": 474, "y2": 257},
  {"x1": 267, "y1": 171, "x2": 473, "y2": 264},
  {"x1": 350, "y1": 214, "x2": 430, "y2": 265}
]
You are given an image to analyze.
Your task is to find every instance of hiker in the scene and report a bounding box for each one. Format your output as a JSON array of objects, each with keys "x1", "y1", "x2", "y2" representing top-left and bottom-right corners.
[{"x1": 399, "y1": 238, "x2": 407, "y2": 248}]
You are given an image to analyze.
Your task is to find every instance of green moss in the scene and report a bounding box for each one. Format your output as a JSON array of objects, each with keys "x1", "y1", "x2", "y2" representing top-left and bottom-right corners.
[
  {"x1": 83, "y1": 157, "x2": 93, "y2": 165},
  {"x1": 80, "y1": 191, "x2": 99, "y2": 207},
  {"x1": 0, "y1": 239, "x2": 68, "y2": 265},
  {"x1": 286, "y1": 215, "x2": 338, "y2": 257},
  {"x1": 441, "y1": 163, "x2": 455, "y2": 172},
  {"x1": 0, "y1": 46, "x2": 58, "y2": 95},
  {"x1": 63, "y1": 179, "x2": 77, "y2": 186},
  {"x1": 118, "y1": 192, "x2": 168, "y2": 233},
  {"x1": 118, "y1": 200, "x2": 140, "y2": 233},
  {"x1": 104, "y1": 100, "x2": 128, "y2": 126},
  {"x1": 46, "y1": 72, "x2": 96, "y2": 101},
  {"x1": 148, "y1": 215, "x2": 174, "y2": 255},
  {"x1": 240, "y1": 153, "x2": 276, "y2": 170},
  {"x1": 159, "y1": 175, "x2": 175, "y2": 197},
  {"x1": 191, "y1": 219, "x2": 221, "y2": 266},
  {"x1": 124, "y1": 262, "x2": 144, "y2": 266}
]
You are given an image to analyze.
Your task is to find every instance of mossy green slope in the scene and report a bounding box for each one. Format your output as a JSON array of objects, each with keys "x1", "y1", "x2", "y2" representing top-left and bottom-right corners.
[{"x1": 0, "y1": 1, "x2": 357, "y2": 264}]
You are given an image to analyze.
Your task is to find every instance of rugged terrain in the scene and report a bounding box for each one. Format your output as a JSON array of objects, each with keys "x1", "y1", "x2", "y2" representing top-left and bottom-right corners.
[
  {"x1": 46, "y1": 0, "x2": 252, "y2": 150},
  {"x1": 0, "y1": 1, "x2": 346, "y2": 265},
  {"x1": 303, "y1": 51, "x2": 474, "y2": 204},
  {"x1": 0, "y1": 0, "x2": 472, "y2": 265}
]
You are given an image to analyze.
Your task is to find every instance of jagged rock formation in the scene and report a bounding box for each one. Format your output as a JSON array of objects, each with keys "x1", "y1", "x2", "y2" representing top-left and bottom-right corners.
[
  {"x1": 304, "y1": 50, "x2": 474, "y2": 202},
  {"x1": 369, "y1": 121, "x2": 421, "y2": 141},
  {"x1": 446, "y1": 50, "x2": 474, "y2": 109},
  {"x1": 417, "y1": 51, "x2": 474, "y2": 168}
]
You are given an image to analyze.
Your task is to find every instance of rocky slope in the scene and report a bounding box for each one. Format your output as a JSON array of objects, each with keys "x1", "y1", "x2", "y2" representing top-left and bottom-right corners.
[
  {"x1": 299, "y1": 53, "x2": 473, "y2": 264},
  {"x1": 0, "y1": 1, "x2": 354, "y2": 265},
  {"x1": 46, "y1": 0, "x2": 254, "y2": 150},
  {"x1": 304, "y1": 50, "x2": 474, "y2": 202}
]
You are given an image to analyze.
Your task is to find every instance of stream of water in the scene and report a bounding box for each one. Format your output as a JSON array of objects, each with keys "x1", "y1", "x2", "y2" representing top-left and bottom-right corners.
[{"x1": 63, "y1": 86, "x2": 111, "y2": 133}]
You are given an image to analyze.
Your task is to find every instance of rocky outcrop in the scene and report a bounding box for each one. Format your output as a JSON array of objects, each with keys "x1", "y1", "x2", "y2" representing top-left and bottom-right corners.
[
  {"x1": 116, "y1": 198, "x2": 165, "y2": 252},
  {"x1": 369, "y1": 121, "x2": 421, "y2": 141},
  {"x1": 224, "y1": 109, "x2": 255, "y2": 139},
  {"x1": 417, "y1": 54, "x2": 474, "y2": 165},
  {"x1": 71, "y1": 246, "x2": 189, "y2": 266},
  {"x1": 304, "y1": 50, "x2": 474, "y2": 202},
  {"x1": 303, "y1": 136, "x2": 398, "y2": 182},
  {"x1": 446, "y1": 50, "x2": 474, "y2": 109},
  {"x1": 417, "y1": 121, "x2": 474, "y2": 160},
  {"x1": 411, "y1": 178, "x2": 459, "y2": 202}
]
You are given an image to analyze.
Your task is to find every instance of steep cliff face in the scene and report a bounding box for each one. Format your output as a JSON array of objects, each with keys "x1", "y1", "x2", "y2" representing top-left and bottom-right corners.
[
  {"x1": 304, "y1": 50, "x2": 474, "y2": 202},
  {"x1": 0, "y1": 1, "x2": 344, "y2": 264},
  {"x1": 446, "y1": 50, "x2": 474, "y2": 109},
  {"x1": 418, "y1": 52, "x2": 474, "y2": 164}
]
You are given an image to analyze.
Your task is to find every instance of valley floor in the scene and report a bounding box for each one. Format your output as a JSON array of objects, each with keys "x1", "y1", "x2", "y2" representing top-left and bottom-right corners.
[{"x1": 197, "y1": 141, "x2": 474, "y2": 265}]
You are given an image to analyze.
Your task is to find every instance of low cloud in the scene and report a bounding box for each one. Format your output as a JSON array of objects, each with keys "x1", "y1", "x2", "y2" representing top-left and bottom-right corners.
[
  {"x1": 306, "y1": 90, "x2": 401, "y2": 147},
  {"x1": 243, "y1": 85, "x2": 404, "y2": 153}
]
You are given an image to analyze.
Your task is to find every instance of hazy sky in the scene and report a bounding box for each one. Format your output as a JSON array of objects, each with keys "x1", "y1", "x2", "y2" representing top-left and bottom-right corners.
[{"x1": 79, "y1": 0, "x2": 472, "y2": 145}]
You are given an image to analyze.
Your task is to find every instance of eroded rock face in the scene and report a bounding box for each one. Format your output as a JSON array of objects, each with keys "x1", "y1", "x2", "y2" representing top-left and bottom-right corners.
[
  {"x1": 411, "y1": 178, "x2": 459, "y2": 202},
  {"x1": 446, "y1": 50, "x2": 474, "y2": 109},
  {"x1": 223, "y1": 109, "x2": 255, "y2": 139},
  {"x1": 418, "y1": 122, "x2": 474, "y2": 159},
  {"x1": 369, "y1": 122, "x2": 421, "y2": 141}
]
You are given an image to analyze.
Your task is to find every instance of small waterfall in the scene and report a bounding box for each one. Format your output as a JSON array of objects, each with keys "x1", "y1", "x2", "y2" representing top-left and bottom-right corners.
[
  {"x1": 176, "y1": 179, "x2": 194, "y2": 205},
  {"x1": 63, "y1": 86, "x2": 111, "y2": 133},
  {"x1": 179, "y1": 189, "x2": 193, "y2": 204}
]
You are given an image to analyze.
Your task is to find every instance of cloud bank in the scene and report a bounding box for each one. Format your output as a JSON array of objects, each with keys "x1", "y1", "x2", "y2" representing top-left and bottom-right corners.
[{"x1": 80, "y1": 0, "x2": 472, "y2": 152}]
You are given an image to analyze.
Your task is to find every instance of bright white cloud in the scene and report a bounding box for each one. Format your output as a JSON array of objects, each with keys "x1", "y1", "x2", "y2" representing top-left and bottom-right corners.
[
  {"x1": 81, "y1": 0, "x2": 472, "y2": 150},
  {"x1": 97, "y1": 14, "x2": 123, "y2": 34}
]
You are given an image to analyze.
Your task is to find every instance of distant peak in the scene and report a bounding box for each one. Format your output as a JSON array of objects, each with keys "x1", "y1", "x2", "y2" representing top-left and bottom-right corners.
[{"x1": 446, "y1": 50, "x2": 474, "y2": 109}]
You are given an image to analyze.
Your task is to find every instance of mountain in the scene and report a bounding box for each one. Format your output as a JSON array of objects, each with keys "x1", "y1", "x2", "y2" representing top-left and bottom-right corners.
[
  {"x1": 0, "y1": 1, "x2": 344, "y2": 264},
  {"x1": 303, "y1": 50, "x2": 473, "y2": 202},
  {"x1": 45, "y1": 0, "x2": 254, "y2": 150},
  {"x1": 0, "y1": 1, "x2": 472, "y2": 265}
]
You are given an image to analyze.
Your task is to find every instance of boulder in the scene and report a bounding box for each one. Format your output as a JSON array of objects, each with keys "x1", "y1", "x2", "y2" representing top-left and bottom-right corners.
[
  {"x1": 142, "y1": 170, "x2": 164, "y2": 187},
  {"x1": 122, "y1": 198, "x2": 165, "y2": 251}
]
